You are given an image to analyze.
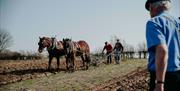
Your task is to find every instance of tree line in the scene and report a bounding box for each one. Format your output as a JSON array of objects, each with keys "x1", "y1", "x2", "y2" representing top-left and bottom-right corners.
[
  {"x1": 0, "y1": 29, "x2": 42, "y2": 60},
  {"x1": 0, "y1": 30, "x2": 147, "y2": 60},
  {"x1": 0, "y1": 50, "x2": 42, "y2": 60}
]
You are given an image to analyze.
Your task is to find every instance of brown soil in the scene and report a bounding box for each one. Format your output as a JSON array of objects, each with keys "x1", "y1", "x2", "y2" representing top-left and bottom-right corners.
[
  {"x1": 0, "y1": 59, "x2": 149, "y2": 91},
  {"x1": 93, "y1": 68, "x2": 149, "y2": 91},
  {"x1": 0, "y1": 59, "x2": 83, "y2": 85}
]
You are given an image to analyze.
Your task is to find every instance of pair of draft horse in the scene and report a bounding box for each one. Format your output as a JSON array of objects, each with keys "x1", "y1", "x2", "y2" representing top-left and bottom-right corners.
[{"x1": 38, "y1": 37, "x2": 91, "y2": 72}]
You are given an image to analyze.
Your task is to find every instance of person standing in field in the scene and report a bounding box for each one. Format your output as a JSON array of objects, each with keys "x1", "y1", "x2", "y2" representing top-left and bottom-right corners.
[
  {"x1": 145, "y1": 0, "x2": 180, "y2": 91},
  {"x1": 102, "y1": 41, "x2": 113, "y2": 64},
  {"x1": 113, "y1": 39, "x2": 123, "y2": 64}
]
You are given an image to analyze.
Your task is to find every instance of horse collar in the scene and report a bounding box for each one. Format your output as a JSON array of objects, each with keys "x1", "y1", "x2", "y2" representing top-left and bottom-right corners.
[{"x1": 47, "y1": 38, "x2": 57, "y2": 50}]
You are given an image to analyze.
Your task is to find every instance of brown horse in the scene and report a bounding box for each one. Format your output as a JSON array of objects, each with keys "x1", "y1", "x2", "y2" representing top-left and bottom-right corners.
[
  {"x1": 38, "y1": 37, "x2": 64, "y2": 71},
  {"x1": 63, "y1": 38, "x2": 91, "y2": 71}
]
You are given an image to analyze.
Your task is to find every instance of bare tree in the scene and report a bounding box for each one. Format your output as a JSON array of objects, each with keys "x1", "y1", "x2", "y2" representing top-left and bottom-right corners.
[
  {"x1": 93, "y1": 47, "x2": 103, "y2": 54},
  {"x1": 137, "y1": 42, "x2": 147, "y2": 59},
  {"x1": 121, "y1": 39, "x2": 128, "y2": 51},
  {"x1": 137, "y1": 42, "x2": 147, "y2": 51},
  {"x1": 0, "y1": 30, "x2": 13, "y2": 52},
  {"x1": 109, "y1": 35, "x2": 118, "y2": 47}
]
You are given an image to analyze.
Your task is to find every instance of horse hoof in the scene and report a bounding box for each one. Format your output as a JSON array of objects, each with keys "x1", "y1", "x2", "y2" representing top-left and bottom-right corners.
[
  {"x1": 56, "y1": 68, "x2": 60, "y2": 72},
  {"x1": 47, "y1": 68, "x2": 51, "y2": 72}
]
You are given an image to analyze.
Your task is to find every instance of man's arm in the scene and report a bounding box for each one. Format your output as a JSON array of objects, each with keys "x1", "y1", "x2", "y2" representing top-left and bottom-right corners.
[
  {"x1": 102, "y1": 46, "x2": 105, "y2": 53},
  {"x1": 155, "y1": 44, "x2": 168, "y2": 91},
  {"x1": 120, "y1": 43, "x2": 124, "y2": 52},
  {"x1": 113, "y1": 43, "x2": 117, "y2": 50}
]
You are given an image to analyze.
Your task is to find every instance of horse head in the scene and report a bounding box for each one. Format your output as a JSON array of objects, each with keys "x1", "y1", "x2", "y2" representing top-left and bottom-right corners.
[
  {"x1": 63, "y1": 38, "x2": 73, "y2": 55},
  {"x1": 38, "y1": 37, "x2": 51, "y2": 53},
  {"x1": 38, "y1": 37, "x2": 45, "y2": 53}
]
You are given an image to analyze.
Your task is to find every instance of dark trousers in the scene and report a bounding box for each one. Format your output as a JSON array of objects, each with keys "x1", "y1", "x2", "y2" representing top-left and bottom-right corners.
[
  {"x1": 149, "y1": 70, "x2": 180, "y2": 91},
  {"x1": 107, "y1": 54, "x2": 112, "y2": 64}
]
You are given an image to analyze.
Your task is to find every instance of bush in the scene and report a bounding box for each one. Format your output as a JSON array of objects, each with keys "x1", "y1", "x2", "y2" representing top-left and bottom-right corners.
[{"x1": 0, "y1": 51, "x2": 43, "y2": 60}]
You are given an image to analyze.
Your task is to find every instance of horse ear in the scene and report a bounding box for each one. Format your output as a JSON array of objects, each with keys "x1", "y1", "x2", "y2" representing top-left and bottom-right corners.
[
  {"x1": 39, "y1": 37, "x2": 41, "y2": 39},
  {"x1": 63, "y1": 38, "x2": 64, "y2": 41}
]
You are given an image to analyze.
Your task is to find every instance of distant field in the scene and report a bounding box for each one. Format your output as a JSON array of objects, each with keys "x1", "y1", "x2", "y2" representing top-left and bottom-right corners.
[{"x1": 0, "y1": 59, "x2": 148, "y2": 91}]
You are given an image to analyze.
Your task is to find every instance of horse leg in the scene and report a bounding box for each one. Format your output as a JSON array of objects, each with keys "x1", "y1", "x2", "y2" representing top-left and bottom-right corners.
[
  {"x1": 68, "y1": 53, "x2": 75, "y2": 72},
  {"x1": 56, "y1": 56, "x2": 60, "y2": 72},
  {"x1": 48, "y1": 56, "x2": 53, "y2": 71},
  {"x1": 85, "y1": 54, "x2": 91, "y2": 70},
  {"x1": 66, "y1": 57, "x2": 69, "y2": 71},
  {"x1": 81, "y1": 55, "x2": 85, "y2": 69},
  {"x1": 71, "y1": 54, "x2": 75, "y2": 72}
]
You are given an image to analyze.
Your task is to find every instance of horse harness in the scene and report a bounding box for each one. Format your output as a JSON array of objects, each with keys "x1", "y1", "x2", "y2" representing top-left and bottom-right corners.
[{"x1": 47, "y1": 38, "x2": 62, "y2": 51}]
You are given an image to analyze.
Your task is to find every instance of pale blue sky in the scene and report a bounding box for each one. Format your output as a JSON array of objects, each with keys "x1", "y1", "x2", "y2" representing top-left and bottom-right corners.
[{"x1": 0, "y1": 0, "x2": 179, "y2": 53}]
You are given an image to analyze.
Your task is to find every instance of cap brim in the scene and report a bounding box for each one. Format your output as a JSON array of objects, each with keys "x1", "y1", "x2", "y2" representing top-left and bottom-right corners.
[{"x1": 145, "y1": 1, "x2": 150, "y2": 11}]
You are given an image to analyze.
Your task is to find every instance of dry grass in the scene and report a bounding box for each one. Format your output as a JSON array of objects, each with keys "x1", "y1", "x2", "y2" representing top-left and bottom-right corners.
[{"x1": 0, "y1": 59, "x2": 147, "y2": 91}]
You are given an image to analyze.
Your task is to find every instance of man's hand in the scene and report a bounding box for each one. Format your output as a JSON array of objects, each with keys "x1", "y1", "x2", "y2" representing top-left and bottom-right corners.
[
  {"x1": 154, "y1": 84, "x2": 164, "y2": 91},
  {"x1": 101, "y1": 52, "x2": 104, "y2": 54}
]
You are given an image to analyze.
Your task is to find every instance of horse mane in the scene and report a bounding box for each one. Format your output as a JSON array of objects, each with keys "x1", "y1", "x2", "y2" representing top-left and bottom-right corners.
[
  {"x1": 63, "y1": 38, "x2": 71, "y2": 42},
  {"x1": 42, "y1": 36, "x2": 50, "y2": 39}
]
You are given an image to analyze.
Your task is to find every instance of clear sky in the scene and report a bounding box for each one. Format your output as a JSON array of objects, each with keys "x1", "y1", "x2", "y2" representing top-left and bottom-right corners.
[{"x1": 0, "y1": 0, "x2": 179, "y2": 53}]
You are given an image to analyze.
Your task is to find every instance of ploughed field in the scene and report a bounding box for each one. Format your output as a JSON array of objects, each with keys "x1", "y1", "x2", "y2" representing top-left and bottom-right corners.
[{"x1": 0, "y1": 58, "x2": 149, "y2": 91}]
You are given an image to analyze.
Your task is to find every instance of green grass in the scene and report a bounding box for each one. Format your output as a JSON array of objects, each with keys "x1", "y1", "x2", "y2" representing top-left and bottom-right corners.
[{"x1": 0, "y1": 59, "x2": 147, "y2": 91}]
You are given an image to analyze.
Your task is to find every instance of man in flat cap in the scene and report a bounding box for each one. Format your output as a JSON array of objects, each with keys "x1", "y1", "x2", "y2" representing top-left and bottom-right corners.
[
  {"x1": 113, "y1": 39, "x2": 123, "y2": 64},
  {"x1": 145, "y1": 0, "x2": 180, "y2": 91}
]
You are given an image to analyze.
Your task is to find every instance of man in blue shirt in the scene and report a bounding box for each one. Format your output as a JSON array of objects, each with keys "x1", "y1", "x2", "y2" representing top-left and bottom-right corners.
[{"x1": 145, "y1": 0, "x2": 180, "y2": 91}]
